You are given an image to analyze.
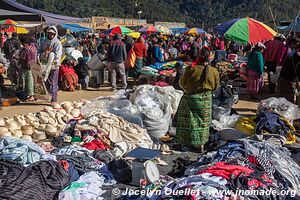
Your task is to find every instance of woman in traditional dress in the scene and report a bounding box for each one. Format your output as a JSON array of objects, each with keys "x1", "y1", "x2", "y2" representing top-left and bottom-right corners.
[
  {"x1": 129, "y1": 36, "x2": 147, "y2": 84},
  {"x1": 19, "y1": 36, "x2": 37, "y2": 102},
  {"x1": 246, "y1": 42, "x2": 266, "y2": 99},
  {"x1": 176, "y1": 47, "x2": 220, "y2": 152},
  {"x1": 59, "y1": 58, "x2": 79, "y2": 92}
]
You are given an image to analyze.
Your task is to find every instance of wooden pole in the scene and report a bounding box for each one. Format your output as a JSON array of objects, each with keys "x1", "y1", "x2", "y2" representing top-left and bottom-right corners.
[{"x1": 268, "y1": 6, "x2": 278, "y2": 32}]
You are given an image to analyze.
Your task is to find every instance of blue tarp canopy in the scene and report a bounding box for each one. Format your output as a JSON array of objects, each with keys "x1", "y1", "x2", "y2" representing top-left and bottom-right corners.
[
  {"x1": 60, "y1": 24, "x2": 91, "y2": 32},
  {"x1": 285, "y1": 14, "x2": 300, "y2": 33},
  {"x1": 277, "y1": 26, "x2": 289, "y2": 30},
  {"x1": 170, "y1": 27, "x2": 189, "y2": 34},
  {"x1": 0, "y1": 0, "x2": 82, "y2": 24}
]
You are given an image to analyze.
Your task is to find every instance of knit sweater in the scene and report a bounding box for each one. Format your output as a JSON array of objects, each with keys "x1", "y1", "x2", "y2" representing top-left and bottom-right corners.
[
  {"x1": 180, "y1": 65, "x2": 220, "y2": 94},
  {"x1": 247, "y1": 50, "x2": 264, "y2": 75}
]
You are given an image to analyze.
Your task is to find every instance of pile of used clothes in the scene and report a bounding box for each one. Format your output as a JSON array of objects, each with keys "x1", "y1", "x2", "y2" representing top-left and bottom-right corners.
[
  {"x1": 0, "y1": 84, "x2": 184, "y2": 199},
  {"x1": 1, "y1": 82, "x2": 300, "y2": 200},
  {"x1": 140, "y1": 139, "x2": 300, "y2": 200},
  {"x1": 120, "y1": 97, "x2": 300, "y2": 200},
  {"x1": 211, "y1": 84, "x2": 239, "y2": 130},
  {"x1": 140, "y1": 61, "x2": 187, "y2": 77}
]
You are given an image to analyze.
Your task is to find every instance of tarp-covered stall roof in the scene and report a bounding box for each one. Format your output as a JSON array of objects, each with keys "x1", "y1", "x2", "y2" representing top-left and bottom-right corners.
[{"x1": 0, "y1": 0, "x2": 82, "y2": 24}]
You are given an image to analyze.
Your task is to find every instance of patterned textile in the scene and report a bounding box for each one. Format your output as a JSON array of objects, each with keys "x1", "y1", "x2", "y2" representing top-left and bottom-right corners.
[
  {"x1": 0, "y1": 137, "x2": 45, "y2": 165},
  {"x1": 247, "y1": 69, "x2": 264, "y2": 95},
  {"x1": 128, "y1": 58, "x2": 143, "y2": 78},
  {"x1": 60, "y1": 73, "x2": 78, "y2": 91},
  {"x1": 19, "y1": 44, "x2": 37, "y2": 70},
  {"x1": 176, "y1": 92, "x2": 212, "y2": 146},
  {"x1": 45, "y1": 69, "x2": 59, "y2": 102},
  {"x1": 23, "y1": 69, "x2": 34, "y2": 96},
  {"x1": 0, "y1": 160, "x2": 70, "y2": 200}
]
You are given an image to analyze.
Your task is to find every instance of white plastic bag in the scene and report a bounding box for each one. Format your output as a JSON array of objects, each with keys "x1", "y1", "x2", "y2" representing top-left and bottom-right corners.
[
  {"x1": 133, "y1": 91, "x2": 172, "y2": 140},
  {"x1": 270, "y1": 66, "x2": 282, "y2": 84},
  {"x1": 257, "y1": 97, "x2": 300, "y2": 121}
]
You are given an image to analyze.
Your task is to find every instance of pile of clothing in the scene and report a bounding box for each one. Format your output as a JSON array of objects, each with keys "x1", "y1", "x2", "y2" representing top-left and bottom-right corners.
[
  {"x1": 1, "y1": 84, "x2": 300, "y2": 200},
  {"x1": 211, "y1": 84, "x2": 239, "y2": 131},
  {"x1": 124, "y1": 139, "x2": 300, "y2": 200},
  {"x1": 0, "y1": 137, "x2": 116, "y2": 200},
  {"x1": 257, "y1": 97, "x2": 300, "y2": 121},
  {"x1": 140, "y1": 61, "x2": 187, "y2": 77}
]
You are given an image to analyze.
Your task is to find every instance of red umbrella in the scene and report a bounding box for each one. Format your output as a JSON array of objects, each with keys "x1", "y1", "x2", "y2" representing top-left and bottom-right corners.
[
  {"x1": 0, "y1": 19, "x2": 28, "y2": 34},
  {"x1": 101, "y1": 26, "x2": 132, "y2": 36},
  {"x1": 139, "y1": 26, "x2": 160, "y2": 34}
]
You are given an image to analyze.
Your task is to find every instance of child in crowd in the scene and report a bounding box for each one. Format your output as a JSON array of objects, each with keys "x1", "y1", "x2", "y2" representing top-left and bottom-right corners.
[
  {"x1": 74, "y1": 57, "x2": 90, "y2": 90},
  {"x1": 59, "y1": 57, "x2": 79, "y2": 92}
]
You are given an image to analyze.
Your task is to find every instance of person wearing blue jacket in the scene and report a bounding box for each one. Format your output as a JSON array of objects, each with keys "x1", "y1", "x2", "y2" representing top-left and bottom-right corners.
[
  {"x1": 107, "y1": 34, "x2": 127, "y2": 91},
  {"x1": 152, "y1": 41, "x2": 163, "y2": 63},
  {"x1": 247, "y1": 42, "x2": 266, "y2": 99}
]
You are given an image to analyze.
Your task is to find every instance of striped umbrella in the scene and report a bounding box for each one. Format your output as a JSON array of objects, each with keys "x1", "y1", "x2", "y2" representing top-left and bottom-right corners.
[
  {"x1": 156, "y1": 25, "x2": 173, "y2": 35},
  {"x1": 0, "y1": 19, "x2": 28, "y2": 34},
  {"x1": 102, "y1": 26, "x2": 132, "y2": 36},
  {"x1": 139, "y1": 26, "x2": 160, "y2": 34},
  {"x1": 214, "y1": 18, "x2": 277, "y2": 44}
]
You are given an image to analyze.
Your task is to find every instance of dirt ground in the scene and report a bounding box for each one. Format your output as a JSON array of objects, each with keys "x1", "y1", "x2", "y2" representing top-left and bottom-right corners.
[{"x1": 0, "y1": 87, "x2": 113, "y2": 117}]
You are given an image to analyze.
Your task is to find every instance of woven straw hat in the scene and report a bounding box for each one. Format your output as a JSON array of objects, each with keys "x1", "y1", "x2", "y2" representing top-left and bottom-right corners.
[
  {"x1": 11, "y1": 129, "x2": 23, "y2": 138},
  {"x1": 52, "y1": 103, "x2": 62, "y2": 109},
  {"x1": 63, "y1": 114, "x2": 73, "y2": 123},
  {"x1": 14, "y1": 115, "x2": 27, "y2": 127},
  {"x1": 21, "y1": 125, "x2": 34, "y2": 136},
  {"x1": 48, "y1": 117, "x2": 58, "y2": 126},
  {"x1": 21, "y1": 135, "x2": 32, "y2": 141},
  {"x1": 25, "y1": 113, "x2": 37, "y2": 124},
  {"x1": 5, "y1": 119, "x2": 18, "y2": 131},
  {"x1": 33, "y1": 130, "x2": 47, "y2": 141},
  {"x1": 39, "y1": 115, "x2": 49, "y2": 124},
  {"x1": 71, "y1": 109, "x2": 81, "y2": 118},
  {"x1": 45, "y1": 124, "x2": 60, "y2": 137},
  {"x1": 0, "y1": 118, "x2": 5, "y2": 127}
]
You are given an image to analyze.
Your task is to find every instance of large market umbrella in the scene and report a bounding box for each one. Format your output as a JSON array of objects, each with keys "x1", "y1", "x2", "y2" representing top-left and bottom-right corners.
[
  {"x1": 127, "y1": 32, "x2": 141, "y2": 39},
  {"x1": 0, "y1": 19, "x2": 28, "y2": 34},
  {"x1": 214, "y1": 17, "x2": 277, "y2": 44},
  {"x1": 102, "y1": 26, "x2": 132, "y2": 36},
  {"x1": 156, "y1": 25, "x2": 173, "y2": 35},
  {"x1": 186, "y1": 27, "x2": 206, "y2": 35},
  {"x1": 139, "y1": 26, "x2": 160, "y2": 34}
]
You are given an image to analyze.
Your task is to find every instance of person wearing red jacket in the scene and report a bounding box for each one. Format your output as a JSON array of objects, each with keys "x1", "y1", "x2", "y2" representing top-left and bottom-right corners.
[
  {"x1": 59, "y1": 59, "x2": 79, "y2": 92},
  {"x1": 263, "y1": 34, "x2": 287, "y2": 93},
  {"x1": 128, "y1": 36, "x2": 147, "y2": 84}
]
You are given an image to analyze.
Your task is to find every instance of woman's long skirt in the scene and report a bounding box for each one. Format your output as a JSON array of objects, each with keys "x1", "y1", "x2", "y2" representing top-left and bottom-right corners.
[
  {"x1": 247, "y1": 69, "x2": 264, "y2": 95},
  {"x1": 176, "y1": 92, "x2": 212, "y2": 146},
  {"x1": 129, "y1": 58, "x2": 143, "y2": 79}
]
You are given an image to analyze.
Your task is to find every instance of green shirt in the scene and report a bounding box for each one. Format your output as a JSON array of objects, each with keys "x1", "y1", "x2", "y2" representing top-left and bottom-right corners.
[{"x1": 247, "y1": 50, "x2": 264, "y2": 75}]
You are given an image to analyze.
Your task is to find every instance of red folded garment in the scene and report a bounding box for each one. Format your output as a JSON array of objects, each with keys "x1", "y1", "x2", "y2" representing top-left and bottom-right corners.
[
  {"x1": 151, "y1": 81, "x2": 170, "y2": 87},
  {"x1": 197, "y1": 162, "x2": 254, "y2": 180},
  {"x1": 83, "y1": 139, "x2": 107, "y2": 150}
]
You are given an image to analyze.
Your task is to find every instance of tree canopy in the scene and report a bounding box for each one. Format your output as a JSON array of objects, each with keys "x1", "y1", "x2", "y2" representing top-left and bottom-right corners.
[{"x1": 17, "y1": 0, "x2": 300, "y2": 27}]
